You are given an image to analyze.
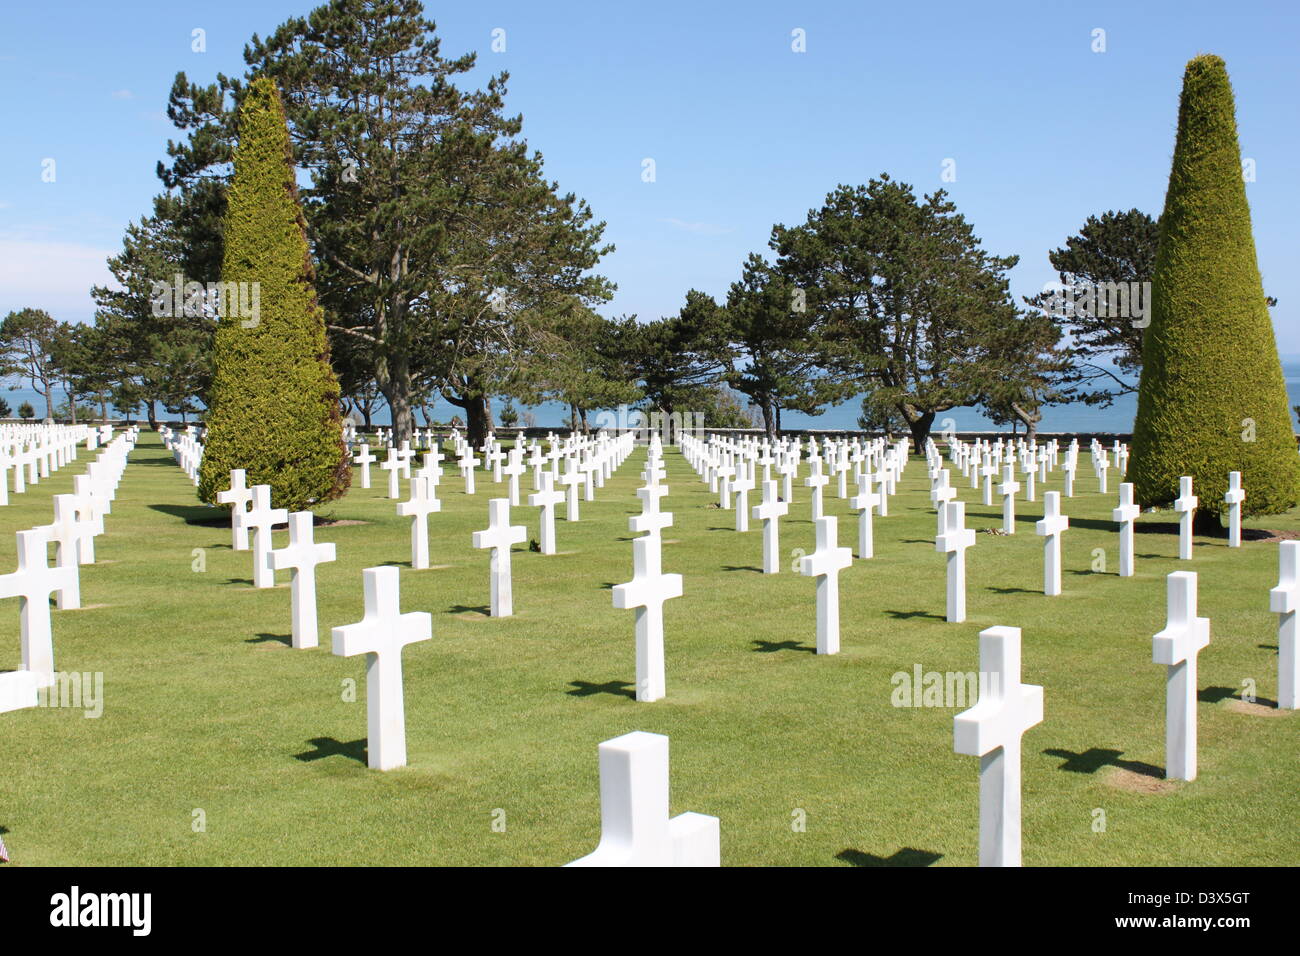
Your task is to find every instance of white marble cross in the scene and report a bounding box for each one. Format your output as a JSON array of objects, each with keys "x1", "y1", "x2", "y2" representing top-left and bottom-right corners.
[
  {"x1": 849, "y1": 473, "x2": 880, "y2": 560},
  {"x1": 936, "y1": 500, "x2": 976, "y2": 623},
  {"x1": 1271, "y1": 541, "x2": 1299, "y2": 710},
  {"x1": 216, "y1": 469, "x2": 253, "y2": 551},
  {"x1": 1035, "y1": 492, "x2": 1069, "y2": 597},
  {"x1": 268, "y1": 512, "x2": 337, "y2": 649},
  {"x1": 630, "y1": 484, "x2": 672, "y2": 544},
  {"x1": 0, "y1": 528, "x2": 78, "y2": 688},
  {"x1": 353, "y1": 444, "x2": 376, "y2": 489},
  {"x1": 458, "y1": 447, "x2": 478, "y2": 494},
  {"x1": 527, "y1": 471, "x2": 564, "y2": 555},
  {"x1": 981, "y1": 457, "x2": 997, "y2": 507},
  {"x1": 331, "y1": 566, "x2": 432, "y2": 771},
  {"x1": 1174, "y1": 476, "x2": 1197, "y2": 560},
  {"x1": 953, "y1": 625, "x2": 1044, "y2": 867},
  {"x1": 732, "y1": 472, "x2": 754, "y2": 532},
  {"x1": 1223, "y1": 471, "x2": 1245, "y2": 548},
  {"x1": 235, "y1": 485, "x2": 288, "y2": 589},
  {"x1": 380, "y1": 448, "x2": 403, "y2": 499},
  {"x1": 559, "y1": 458, "x2": 584, "y2": 522},
  {"x1": 752, "y1": 479, "x2": 788, "y2": 574},
  {"x1": 44, "y1": 495, "x2": 93, "y2": 608},
  {"x1": 397, "y1": 476, "x2": 441, "y2": 570},
  {"x1": 1020, "y1": 455, "x2": 1036, "y2": 503},
  {"x1": 1062, "y1": 458, "x2": 1076, "y2": 498},
  {"x1": 503, "y1": 449, "x2": 526, "y2": 507},
  {"x1": 1113, "y1": 483, "x2": 1140, "y2": 577},
  {"x1": 1153, "y1": 571, "x2": 1210, "y2": 781},
  {"x1": 999, "y1": 464, "x2": 1020, "y2": 535},
  {"x1": 931, "y1": 468, "x2": 956, "y2": 537},
  {"x1": 565, "y1": 731, "x2": 720, "y2": 867},
  {"x1": 800, "y1": 516, "x2": 853, "y2": 655},
  {"x1": 472, "y1": 498, "x2": 527, "y2": 617},
  {"x1": 613, "y1": 533, "x2": 682, "y2": 702},
  {"x1": 804, "y1": 459, "x2": 829, "y2": 521}
]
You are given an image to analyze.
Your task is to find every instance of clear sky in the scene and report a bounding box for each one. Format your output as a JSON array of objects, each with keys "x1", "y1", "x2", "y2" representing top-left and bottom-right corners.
[{"x1": 2, "y1": 0, "x2": 1298, "y2": 352}]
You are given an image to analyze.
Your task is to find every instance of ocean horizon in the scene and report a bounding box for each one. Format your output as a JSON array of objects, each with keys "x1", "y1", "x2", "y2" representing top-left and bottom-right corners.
[{"x1": 8, "y1": 359, "x2": 1299, "y2": 435}]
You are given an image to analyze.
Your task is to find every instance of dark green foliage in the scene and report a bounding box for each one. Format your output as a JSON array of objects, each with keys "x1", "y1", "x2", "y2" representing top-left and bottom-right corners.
[
  {"x1": 1130, "y1": 55, "x2": 1300, "y2": 519},
  {"x1": 18, "y1": 401, "x2": 34, "y2": 420},
  {"x1": 1024, "y1": 209, "x2": 1159, "y2": 405},
  {"x1": 197, "y1": 77, "x2": 349, "y2": 511}
]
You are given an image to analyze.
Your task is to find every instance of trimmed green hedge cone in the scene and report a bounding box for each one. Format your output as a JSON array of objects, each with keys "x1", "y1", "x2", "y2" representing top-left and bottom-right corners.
[
  {"x1": 1130, "y1": 55, "x2": 1300, "y2": 522},
  {"x1": 197, "y1": 76, "x2": 350, "y2": 512}
]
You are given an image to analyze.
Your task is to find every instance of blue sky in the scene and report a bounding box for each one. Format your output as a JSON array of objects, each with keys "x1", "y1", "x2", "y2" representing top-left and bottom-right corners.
[{"x1": 2, "y1": 0, "x2": 1298, "y2": 354}]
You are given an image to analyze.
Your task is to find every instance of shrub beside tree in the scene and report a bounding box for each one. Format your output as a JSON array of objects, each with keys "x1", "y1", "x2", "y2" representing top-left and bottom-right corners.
[
  {"x1": 197, "y1": 76, "x2": 349, "y2": 512},
  {"x1": 1130, "y1": 55, "x2": 1300, "y2": 523}
]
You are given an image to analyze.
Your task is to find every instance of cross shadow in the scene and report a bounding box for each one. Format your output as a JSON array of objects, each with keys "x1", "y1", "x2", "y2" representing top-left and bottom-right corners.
[
  {"x1": 884, "y1": 609, "x2": 945, "y2": 621},
  {"x1": 448, "y1": 604, "x2": 490, "y2": 616},
  {"x1": 723, "y1": 565, "x2": 763, "y2": 573},
  {"x1": 707, "y1": 526, "x2": 735, "y2": 532},
  {"x1": 147, "y1": 503, "x2": 230, "y2": 527},
  {"x1": 567, "y1": 679, "x2": 635, "y2": 699},
  {"x1": 836, "y1": 847, "x2": 942, "y2": 867},
  {"x1": 752, "y1": 639, "x2": 816, "y2": 654},
  {"x1": 986, "y1": 586, "x2": 1038, "y2": 595},
  {"x1": 294, "y1": 737, "x2": 368, "y2": 765},
  {"x1": 900, "y1": 539, "x2": 934, "y2": 545},
  {"x1": 1198, "y1": 686, "x2": 1238, "y2": 704},
  {"x1": 247, "y1": 633, "x2": 291, "y2": 646},
  {"x1": 1042, "y1": 747, "x2": 1163, "y2": 778},
  {"x1": 380, "y1": 560, "x2": 413, "y2": 569},
  {"x1": 225, "y1": 578, "x2": 254, "y2": 586},
  {"x1": 597, "y1": 582, "x2": 617, "y2": 590},
  {"x1": 1259, "y1": 644, "x2": 1278, "y2": 651}
]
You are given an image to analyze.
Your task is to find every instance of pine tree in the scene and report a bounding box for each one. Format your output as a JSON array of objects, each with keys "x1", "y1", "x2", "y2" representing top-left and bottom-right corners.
[
  {"x1": 197, "y1": 77, "x2": 349, "y2": 511},
  {"x1": 1130, "y1": 55, "x2": 1299, "y2": 523}
]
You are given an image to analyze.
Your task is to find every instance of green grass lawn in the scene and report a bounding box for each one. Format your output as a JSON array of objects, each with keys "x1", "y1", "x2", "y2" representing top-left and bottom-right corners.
[{"x1": 1, "y1": 431, "x2": 1296, "y2": 866}]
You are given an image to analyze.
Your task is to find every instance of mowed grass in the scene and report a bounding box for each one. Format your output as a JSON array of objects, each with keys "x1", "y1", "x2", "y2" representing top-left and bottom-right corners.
[{"x1": 0, "y1": 431, "x2": 1297, "y2": 866}]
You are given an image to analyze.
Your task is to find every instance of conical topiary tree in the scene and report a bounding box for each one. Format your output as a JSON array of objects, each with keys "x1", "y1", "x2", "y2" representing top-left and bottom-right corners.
[
  {"x1": 197, "y1": 76, "x2": 350, "y2": 511},
  {"x1": 1129, "y1": 54, "x2": 1300, "y2": 525}
]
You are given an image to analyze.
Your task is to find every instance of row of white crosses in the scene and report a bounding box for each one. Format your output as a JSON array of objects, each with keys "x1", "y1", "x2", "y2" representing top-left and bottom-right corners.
[
  {"x1": 0, "y1": 429, "x2": 136, "y2": 691},
  {"x1": 160, "y1": 425, "x2": 204, "y2": 485},
  {"x1": 614, "y1": 440, "x2": 682, "y2": 702},
  {"x1": 571, "y1": 545, "x2": 1288, "y2": 869},
  {"x1": 0, "y1": 423, "x2": 101, "y2": 505},
  {"x1": 220, "y1": 471, "x2": 418, "y2": 770}
]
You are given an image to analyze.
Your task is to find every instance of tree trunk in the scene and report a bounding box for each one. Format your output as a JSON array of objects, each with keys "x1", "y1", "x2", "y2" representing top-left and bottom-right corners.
[
  {"x1": 68, "y1": 389, "x2": 78, "y2": 425},
  {"x1": 147, "y1": 400, "x2": 158, "y2": 431},
  {"x1": 464, "y1": 394, "x2": 492, "y2": 448},
  {"x1": 1011, "y1": 402, "x2": 1040, "y2": 443},
  {"x1": 375, "y1": 350, "x2": 414, "y2": 446},
  {"x1": 43, "y1": 381, "x2": 54, "y2": 423},
  {"x1": 98, "y1": 390, "x2": 108, "y2": 424},
  {"x1": 759, "y1": 400, "x2": 776, "y2": 442},
  {"x1": 902, "y1": 409, "x2": 936, "y2": 455}
]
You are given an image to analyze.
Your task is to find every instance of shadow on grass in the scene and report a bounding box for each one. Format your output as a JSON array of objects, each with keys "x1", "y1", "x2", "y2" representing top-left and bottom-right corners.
[
  {"x1": 883, "y1": 609, "x2": 945, "y2": 621},
  {"x1": 986, "y1": 586, "x2": 1038, "y2": 595},
  {"x1": 295, "y1": 737, "x2": 368, "y2": 765},
  {"x1": 225, "y1": 578, "x2": 254, "y2": 587},
  {"x1": 723, "y1": 565, "x2": 763, "y2": 573},
  {"x1": 1199, "y1": 686, "x2": 1251, "y2": 704},
  {"x1": 567, "y1": 680, "x2": 635, "y2": 699},
  {"x1": 1259, "y1": 644, "x2": 1278, "y2": 651},
  {"x1": 752, "y1": 639, "x2": 815, "y2": 654},
  {"x1": 149, "y1": 503, "x2": 231, "y2": 527},
  {"x1": 380, "y1": 560, "x2": 413, "y2": 569},
  {"x1": 448, "y1": 604, "x2": 490, "y2": 616},
  {"x1": 248, "y1": 633, "x2": 291, "y2": 647},
  {"x1": 837, "y1": 847, "x2": 942, "y2": 867},
  {"x1": 1043, "y1": 747, "x2": 1163, "y2": 778}
]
